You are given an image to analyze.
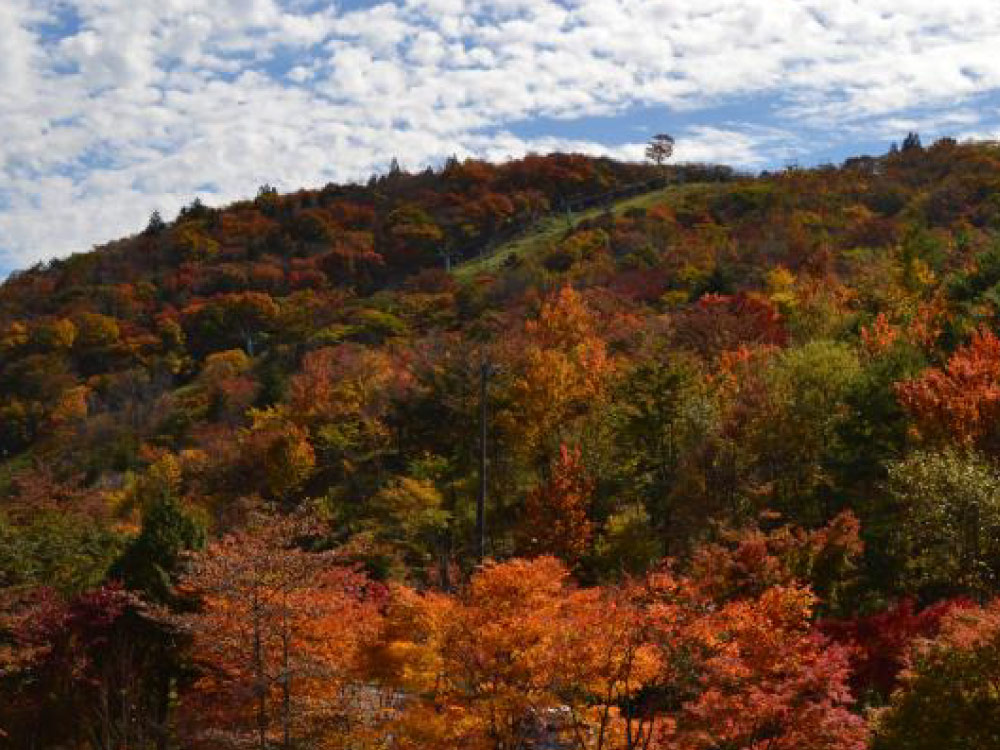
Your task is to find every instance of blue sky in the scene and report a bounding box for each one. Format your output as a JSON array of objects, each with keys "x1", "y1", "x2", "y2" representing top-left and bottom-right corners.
[{"x1": 2, "y1": 0, "x2": 1000, "y2": 278}]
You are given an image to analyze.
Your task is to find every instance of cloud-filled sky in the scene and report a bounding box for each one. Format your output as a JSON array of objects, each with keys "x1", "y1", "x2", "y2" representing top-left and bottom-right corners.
[{"x1": 2, "y1": 0, "x2": 1000, "y2": 276}]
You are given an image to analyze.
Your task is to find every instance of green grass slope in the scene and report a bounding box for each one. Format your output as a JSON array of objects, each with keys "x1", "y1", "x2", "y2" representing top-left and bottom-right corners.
[{"x1": 453, "y1": 181, "x2": 727, "y2": 280}]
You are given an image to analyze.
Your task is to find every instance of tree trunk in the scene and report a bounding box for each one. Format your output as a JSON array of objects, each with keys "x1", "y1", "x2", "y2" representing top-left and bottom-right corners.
[
  {"x1": 254, "y1": 598, "x2": 267, "y2": 750},
  {"x1": 155, "y1": 669, "x2": 171, "y2": 750},
  {"x1": 477, "y1": 360, "x2": 489, "y2": 562},
  {"x1": 282, "y1": 602, "x2": 291, "y2": 750}
]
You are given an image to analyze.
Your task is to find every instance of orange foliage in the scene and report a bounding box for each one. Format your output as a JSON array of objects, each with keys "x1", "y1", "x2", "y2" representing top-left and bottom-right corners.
[
  {"x1": 861, "y1": 312, "x2": 899, "y2": 356},
  {"x1": 380, "y1": 557, "x2": 657, "y2": 750},
  {"x1": 175, "y1": 511, "x2": 384, "y2": 749},
  {"x1": 287, "y1": 344, "x2": 406, "y2": 427},
  {"x1": 690, "y1": 511, "x2": 863, "y2": 606},
  {"x1": 661, "y1": 585, "x2": 868, "y2": 750},
  {"x1": 383, "y1": 546, "x2": 868, "y2": 750},
  {"x1": 502, "y1": 287, "x2": 614, "y2": 455},
  {"x1": 896, "y1": 326, "x2": 1000, "y2": 450}
]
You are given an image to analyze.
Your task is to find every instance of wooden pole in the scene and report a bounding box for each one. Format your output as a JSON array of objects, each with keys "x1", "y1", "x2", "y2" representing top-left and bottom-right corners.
[{"x1": 477, "y1": 358, "x2": 490, "y2": 562}]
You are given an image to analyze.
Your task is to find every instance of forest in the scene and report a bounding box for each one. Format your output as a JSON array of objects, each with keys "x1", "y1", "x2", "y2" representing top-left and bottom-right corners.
[{"x1": 3, "y1": 138, "x2": 1000, "y2": 748}]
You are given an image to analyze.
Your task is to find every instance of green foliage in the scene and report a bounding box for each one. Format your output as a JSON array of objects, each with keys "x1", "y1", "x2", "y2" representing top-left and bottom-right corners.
[
  {"x1": 749, "y1": 340, "x2": 863, "y2": 523},
  {"x1": 592, "y1": 503, "x2": 663, "y2": 577},
  {"x1": 948, "y1": 240, "x2": 1000, "y2": 325},
  {"x1": 73, "y1": 312, "x2": 120, "y2": 349},
  {"x1": 172, "y1": 224, "x2": 220, "y2": 262},
  {"x1": 350, "y1": 307, "x2": 408, "y2": 343},
  {"x1": 367, "y1": 475, "x2": 451, "y2": 571},
  {"x1": 110, "y1": 496, "x2": 205, "y2": 603},
  {"x1": 0, "y1": 399, "x2": 41, "y2": 456},
  {"x1": 839, "y1": 338, "x2": 926, "y2": 484},
  {"x1": 0, "y1": 510, "x2": 125, "y2": 594},
  {"x1": 183, "y1": 291, "x2": 280, "y2": 356},
  {"x1": 837, "y1": 339, "x2": 928, "y2": 596},
  {"x1": 886, "y1": 448, "x2": 1000, "y2": 600},
  {"x1": 609, "y1": 352, "x2": 715, "y2": 551}
]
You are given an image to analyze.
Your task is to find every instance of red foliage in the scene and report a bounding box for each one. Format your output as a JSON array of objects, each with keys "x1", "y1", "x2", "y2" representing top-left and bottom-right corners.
[
  {"x1": 664, "y1": 586, "x2": 869, "y2": 750},
  {"x1": 519, "y1": 444, "x2": 595, "y2": 566},
  {"x1": 860, "y1": 312, "x2": 899, "y2": 356},
  {"x1": 674, "y1": 292, "x2": 788, "y2": 357},
  {"x1": 0, "y1": 584, "x2": 167, "y2": 748},
  {"x1": 608, "y1": 268, "x2": 671, "y2": 302},
  {"x1": 317, "y1": 236, "x2": 385, "y2": 287},
  {"x1": 820, "y1": 598, "x2": 971, "y2": 698},
  {"x1": 690, "y1": 511, "x2": 863, "y2": 606}
]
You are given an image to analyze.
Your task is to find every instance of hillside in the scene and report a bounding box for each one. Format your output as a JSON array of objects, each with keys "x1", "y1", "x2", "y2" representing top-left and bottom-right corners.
[
  {"x1": 5, "y1": 139, "x2": 1000, "y2": 748},
  {"x1": 453, "y1": 181, "x2": 721, "y2": 280}
]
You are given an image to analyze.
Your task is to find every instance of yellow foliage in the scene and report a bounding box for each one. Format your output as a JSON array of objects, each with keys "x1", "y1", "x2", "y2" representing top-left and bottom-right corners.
[
  {"x1": 502, "y1": 287, "x2": 613, "y2": 456},
  {"x1": 766, "y1": 265, "x2": 798, "y2": 312},
  {"x1": 0, "y1": 321, "x2": 29, "y2": 353},
  {"x1": 199, "y1": 348, "x2": 252, "y2": 384},
  {"x1": 48, "y1": 385, "x2": 89, "y2": 426},
  {"x1": 241, "y1": 407, "x2": 316, "y2": 498},
  {"x1": 33, "y1": 318, "x2": 77, "y2": 351}
]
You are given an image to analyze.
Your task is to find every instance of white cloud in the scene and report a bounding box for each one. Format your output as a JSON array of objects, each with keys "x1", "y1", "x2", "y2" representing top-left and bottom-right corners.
[{"x1": 2, "y1": 0, "x2": 1000, "y2": 272}]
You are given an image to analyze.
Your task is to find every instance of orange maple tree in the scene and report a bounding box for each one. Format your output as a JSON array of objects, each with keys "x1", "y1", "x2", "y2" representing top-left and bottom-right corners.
[
  {"x1": 174, "y1": 510, "x2": 384, "y2": 750},
  {"x1": 379, "y1": 557, "x2": 658, "y2": 750},
  {"x1": 896, "y1": 326, "x2": 1000, "y2": 451}
]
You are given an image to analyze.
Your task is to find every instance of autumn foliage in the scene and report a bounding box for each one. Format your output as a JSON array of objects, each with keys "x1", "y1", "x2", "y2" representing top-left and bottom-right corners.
[
  {"x1": 520, "y1": 445, "x2": 595, "y2": 566},
  {"x1": 896, "y1": 326, "x2": 1000, "y2": 451},
  {"x1": 873, "y1": 599, "x2": 1000, "y2": 750},
  {"x1": 379, "y1": 552, "x2": 868, "y2": 750},
  {"x1": 7, "y1": 142, "x2": 1000, "y2": 746},
  {"x1": 174, "y1": 510, "x2": 384, "y2": 749}
]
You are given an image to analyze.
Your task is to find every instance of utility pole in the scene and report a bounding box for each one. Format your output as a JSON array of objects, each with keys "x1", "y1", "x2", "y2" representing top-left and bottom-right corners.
[{"x1": 477, "y1": 357, "x2": 495, "y2": 562}]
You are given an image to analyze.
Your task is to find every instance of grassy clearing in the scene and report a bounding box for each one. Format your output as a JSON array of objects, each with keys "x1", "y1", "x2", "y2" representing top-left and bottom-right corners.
[{"x1": 453, "y1": 182, "x2": 718, "y2": 281}]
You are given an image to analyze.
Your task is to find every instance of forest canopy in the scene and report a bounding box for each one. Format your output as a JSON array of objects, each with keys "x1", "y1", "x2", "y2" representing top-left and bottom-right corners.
[{"x1": 5, "y1": 140, "x2": 1000, "y2": 748}]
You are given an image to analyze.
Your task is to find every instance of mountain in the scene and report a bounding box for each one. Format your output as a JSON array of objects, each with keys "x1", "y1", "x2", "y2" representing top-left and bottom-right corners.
[{"x1": 4, "y1": 139, "x2": 1000, "y2": 748}]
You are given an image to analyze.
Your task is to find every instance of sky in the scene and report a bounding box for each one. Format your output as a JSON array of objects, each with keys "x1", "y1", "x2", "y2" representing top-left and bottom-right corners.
[{"x1": 2, "y1": 0, "x2": 1000, "y2": 277}]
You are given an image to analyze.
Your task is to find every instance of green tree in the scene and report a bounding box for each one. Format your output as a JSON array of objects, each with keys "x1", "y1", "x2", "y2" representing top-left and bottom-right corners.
[
  {"x1": 110, "y1": 496, "x2": 204, "y2": 604},
  {"x1": 144, "y1": 209, "x2": 166, "y2": 236},
  {"x1": 886, "y1": 448, "x2": 1000, "y2": 600},
  {"x1": 748, "y1": 340, "x2": 862, "y2": 523},
  {"x1": 609, "y1": 352, "x2": 709, "y2": 554},
  {"x1": 0, "y1": 511, "x2": 124, "y2": 595}
]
